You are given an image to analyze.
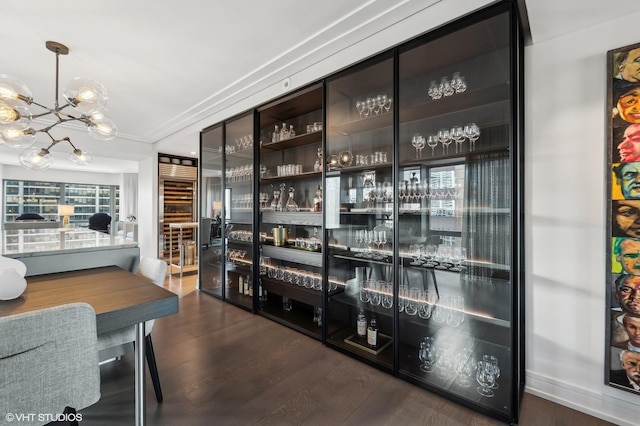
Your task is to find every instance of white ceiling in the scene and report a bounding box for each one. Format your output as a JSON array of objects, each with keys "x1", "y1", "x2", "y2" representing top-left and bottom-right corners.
[{"x1": 2, "y1": 0, "x2": 639, "y2": 173}]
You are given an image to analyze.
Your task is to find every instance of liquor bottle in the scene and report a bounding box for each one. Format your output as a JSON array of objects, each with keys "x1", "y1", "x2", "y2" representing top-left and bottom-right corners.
[
  {"x1": 280, "y1": 122, "x2": 288, "y2": 140},
  {"x1": 357, "y1": 308, "x2": 367, "y2": 338},
  {"x1": 289, "y1": 124, "x2": 296, "y2": 138},
  {"x1": 367, "y1": 314, "x2": 378, "y2": 347},
  {"x1": 273, "y1": 125, "x2": 279, "y2": 143},
  {"x1": 238, "y1": 275, "x2": 244, "y2": 295}
]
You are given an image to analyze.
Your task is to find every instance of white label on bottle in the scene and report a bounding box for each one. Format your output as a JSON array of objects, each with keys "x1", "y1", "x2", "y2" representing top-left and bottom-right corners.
[
  {"x1": 367, "y1": 328, "x2": 377, "y2": 346},
  {"x1": 357, "y1": 319, "x2": 367, "y2": 337}
]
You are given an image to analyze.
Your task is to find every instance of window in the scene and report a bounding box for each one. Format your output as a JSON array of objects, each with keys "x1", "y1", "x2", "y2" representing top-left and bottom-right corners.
[{"x1": 3, "y1": 179, "x2": 119, "y2": 227}]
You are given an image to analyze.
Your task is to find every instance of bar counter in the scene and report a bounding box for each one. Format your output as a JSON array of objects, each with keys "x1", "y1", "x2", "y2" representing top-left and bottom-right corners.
[{"x1": 1, "y1": 228, "x2": 140, "y2": 276}]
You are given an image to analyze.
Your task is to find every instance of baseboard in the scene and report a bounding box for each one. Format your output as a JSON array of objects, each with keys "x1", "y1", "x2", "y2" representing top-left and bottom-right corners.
[{"x1": 525, "y1": 370, "x2": 639, "y2": 426}]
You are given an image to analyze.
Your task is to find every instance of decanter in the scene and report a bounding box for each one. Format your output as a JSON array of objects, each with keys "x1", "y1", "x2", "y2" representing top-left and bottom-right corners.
[
  {"x1": 313, "y1": 185, "x2": 323, "y2": 212},
  {"x1": 289, "y1": 124, "x2": 296, "y2": 138},
  {"x1": 271, "y1": 190, "x2": 280, "y2": 211},
  {"x1": 280, "y1": 122, "x2": 288, "y2": 140},
  {"x1": 314, "y1": 147, "x2": 323, "y2": 172},
  {"x1": 285, "y1": 186, "x2": 299, "y2": 212},
  {"x1": 272, "y1": 125, "x2": 280, "y2": 143}
]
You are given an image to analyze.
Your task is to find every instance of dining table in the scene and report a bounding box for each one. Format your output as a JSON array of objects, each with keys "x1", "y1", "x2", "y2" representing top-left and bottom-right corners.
[{"x1": 0, "y1": 265, "x2": 179, "y2": 426}]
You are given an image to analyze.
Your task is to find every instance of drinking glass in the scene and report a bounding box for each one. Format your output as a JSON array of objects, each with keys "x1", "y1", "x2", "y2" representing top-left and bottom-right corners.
[
  {"x1": 411, "y1": 134, "x2": 426, "y2": 159},
  {"x1": 398, "y1": 284, "x2": 408, "y2": 313},
  {"x1": 446, "y1": 295, "x2": 464, "y2": 327},
  {"x1": 482, "y1": 355, "x2": 501, "y2": 389},
  {"x1": 464, "y1": 122, "x2": 480, "y2": 151},
  {"x1": 439, "y1": 76, "x2": 454, "y2": 97},
  {"x1": 410, "y1": 244, "x2": 423, "y2": 266},
  {"x1": 405, "y1": 287, "x2": 420, "y2": 316},
  {"x1": 282, "y1": 296, "x2": 293, "y2": 312},
  {"x1": 381, "y1": 283, "x2": 393, "y2": 309},
  {"x1": 359, "y1": 280, "x2": 370, "y2": 304},
  {"x1": 427, "y1": 135, "x2": 438, "y2": 156},
  {"x1": 436, "y1": 346, "x2": 454, "y2": 379},
  {"x1": 427, "y1": 80, "x2": 441, "y2": 100},
  {"x1": 419, "y1": 337, "x2": 437, "y2": 372},
  {"x1": 438, "y1": 128, "x2": 452, "y2": 155},
  {"x1": 354, "y1": 229, "x2": 364, "y2": 257},
  {"x1": 369, "y1": 280, "x2": 381, "y2": 306},
  {"x1": 417, "y1": 290, "x2": 431, "y2": 320},
  {"x1": 476, "y1": 360, "x2": 496, "y2": 397},
  {"x1": 451, "y1": 126, "x2": 465, "y2": 153},
  {"x1": 454, "y1": 348, "x2": 476, "y2": 387}
]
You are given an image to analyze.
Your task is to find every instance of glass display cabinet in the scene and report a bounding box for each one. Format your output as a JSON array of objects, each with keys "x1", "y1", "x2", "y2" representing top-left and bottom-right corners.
[
  {"x1": 324, "y1": 54, "x2": 396, "y2": 372},
  {"x1": 199, "y1": 123, "x2": 224, "y2": 298},
  {"x1": 223, "y1": 112, "x2": 255, "y2": 310},
  {"x1": 198, "y1": 2, "x2": 522, "y2": 422},
  {"x1": 395, "y1": 8, "x2": 520, "y2": 422},
  {"x1": 257, "y1": 84, "x2": 325, "y2": 339}
]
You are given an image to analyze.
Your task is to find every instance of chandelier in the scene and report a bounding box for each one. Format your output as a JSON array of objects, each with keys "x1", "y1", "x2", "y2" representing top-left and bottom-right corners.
[{"x1": 0, "y1": 41, "x2": 116, "y2": 170}]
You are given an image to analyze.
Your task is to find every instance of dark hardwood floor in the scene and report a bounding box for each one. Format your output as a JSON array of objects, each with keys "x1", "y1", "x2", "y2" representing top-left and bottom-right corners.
[{"x1": 77, "y1": 284, "x2": 614, "y2": 425}]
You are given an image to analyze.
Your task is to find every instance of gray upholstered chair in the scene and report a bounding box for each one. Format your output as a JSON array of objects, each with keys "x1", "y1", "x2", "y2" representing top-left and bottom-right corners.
[
  {"x1": 97, "y1": 256, "x2": 167, "y2": 402},
  {"x1": 0, "y1": 303, "x2": 101, "y2": 426}
]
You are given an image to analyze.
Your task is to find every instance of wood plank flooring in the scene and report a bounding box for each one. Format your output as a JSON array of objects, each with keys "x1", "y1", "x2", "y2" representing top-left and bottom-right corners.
[{"x1": 73, "y1": 274, "x2": 614, "y2": 425}]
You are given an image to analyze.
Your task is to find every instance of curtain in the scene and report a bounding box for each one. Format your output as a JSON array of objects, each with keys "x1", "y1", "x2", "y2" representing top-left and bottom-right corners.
[
  {"x1": 462, "y1": 150, "x2": 511, "y2": 282},
  {"x1": 120, "y1": 173, "x2": 138, "y2": 221}
]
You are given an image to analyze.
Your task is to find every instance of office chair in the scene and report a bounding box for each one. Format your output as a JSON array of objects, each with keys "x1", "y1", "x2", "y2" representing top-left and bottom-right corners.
[
  {"x1": 15, "y1": 213, "x2": 45, "y2": 221},
  {"x1": 0, "y1": 303, "x2": 101, "y2": 425},
  {"x1": 88, "y1": 213, "x2": 112, "y2": 234},
  {"x1": 97, "y1": 256, "x2": 168, "y2": 402}
]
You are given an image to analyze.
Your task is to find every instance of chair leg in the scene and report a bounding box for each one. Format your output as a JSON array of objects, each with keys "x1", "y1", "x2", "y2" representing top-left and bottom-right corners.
[
  {"x1": 63, "y1": 406, "x2": 79, "y2": 426},
  {"x1": 145, "y1": 334, "x2": 163, "y2": 403}
]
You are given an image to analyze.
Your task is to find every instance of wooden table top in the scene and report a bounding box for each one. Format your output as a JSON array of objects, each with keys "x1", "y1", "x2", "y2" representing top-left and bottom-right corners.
[{"x1": 0, "y1": 265, "x2": 179, "y2": 334}]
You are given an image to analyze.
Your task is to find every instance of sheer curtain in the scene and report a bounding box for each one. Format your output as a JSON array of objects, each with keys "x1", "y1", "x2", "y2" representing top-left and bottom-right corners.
[
  {"x1": 120, "y1": 173, "x2": 138, "y2": 221},
  {"x1": 462, "y1": 151, "x2": 510, "y2": 282}
]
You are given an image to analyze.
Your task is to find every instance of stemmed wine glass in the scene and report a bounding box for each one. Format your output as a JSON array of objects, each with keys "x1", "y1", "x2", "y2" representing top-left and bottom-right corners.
[
  {"x1": 451, "y1": 126, "x2": 465, "y2": 153},
  {"x1": 451, "y1": 72, "x2": 467, "y2": 93},
  {"x1": 411, "y1": 134, "x2": 426, "y2": 159},
  {"x1": 438, "y1": 129, "x2": 451, "y2": 155},
  {"x1": 427, "y1": 80, "x2": 442, "y2": 100},
  {"x1": 410, "y1": 244, "x2": 423, "y2": 266},
  {"x1": 464, "y1": 123, "x2": 480, "y2": 151},
  {"x1": 356, "y1": 101, "x2": 366, "y2": 118},
  {"x1": 482, "y1": 355, "x2": 501, "y2": 389},
  {"x1": 476, "y1": 360, "x2": 497, "y2": 397},
  {"x1": 427, "y1": 135, "x2": 438, "y2": 157}
]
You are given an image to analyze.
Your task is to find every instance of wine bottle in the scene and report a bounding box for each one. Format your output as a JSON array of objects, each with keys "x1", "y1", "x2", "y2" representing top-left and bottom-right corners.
[
  {"x1": 357, "y1": 308, "x2": 367, "y2": 337},
  {"x1": 367, "y1": 314, "x2": 378, "y2": 347}
]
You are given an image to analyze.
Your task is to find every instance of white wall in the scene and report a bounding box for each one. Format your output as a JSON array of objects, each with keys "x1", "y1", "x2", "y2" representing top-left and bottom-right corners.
[{"x1": 526, "y1": 11, "x2": 640, "y2": 426}]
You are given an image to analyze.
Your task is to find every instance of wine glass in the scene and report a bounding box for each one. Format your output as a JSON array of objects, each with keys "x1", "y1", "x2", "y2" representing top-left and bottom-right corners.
[
  {"x1": 410, "y1": 244, "x2": 423, "y2": 266},
  {"x1": 451, "y1": 72, "x2": 467, "y2": 93},
  {"x1": 354, "y1": 229, "x2": 364, "y2": 257},
  {"x1": 476, "y1": 360, "x2": 496, "y2": 397},
  {"x1": 451, "y1": 126, "x2": 465, "y2": 153},
  {"x1": 464, "y1": 122, "x2": 480, "y2": 151},
  {"x1": 454, "y1": 348, "x2": 476, "y2": 387},
  {"x1": 427, "y1": 135, "x2": 438, "y2": 157},
  {"x1": 411, "y1": 135, "x2": 426, "y2": 159},
  {"x1": 482, "y1": 355, "x2": 501, "y2": 389},
  {"x1": 356, "y1": 101, "x2": 366, "y2": 118},
  {"x1": 436, "y1": 346, "x2": 454, "y2": 379},
  {"x1": 427, "y1": 80, "x2": 441, "y2": 100},
  {"x1": 437, "y1": 128, "x2": 451, "y2": 155},
  {"x1": 439, "y1": 76, "x2": 454, "y2": 97},
  {"x1": 419, "y1": 337, "x2": 437, "y2": 373}
]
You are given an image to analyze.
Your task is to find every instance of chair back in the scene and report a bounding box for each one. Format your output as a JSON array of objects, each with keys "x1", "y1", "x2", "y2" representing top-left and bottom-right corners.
[
  {"x1": 0, "y1": 303, "x2": 100, "y2": 424},
  {"x1": 88, "y1": 213, "x2": 112, "y2": 233},
  {"x1": 138, "y1": 256, "x2": 168, "y2": 286}
]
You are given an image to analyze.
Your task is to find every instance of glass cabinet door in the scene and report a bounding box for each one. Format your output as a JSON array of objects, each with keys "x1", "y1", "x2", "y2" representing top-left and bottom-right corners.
[
  {"x1": 224, "y1": 113, "x2": 255, "y2": 310},
  {"x1": 257, "y1": 85, "x2": 324, "y2": 339},
  {"x1": 199, "y1": 124, "x2": 224, "y2": 297},
  {"x1": 397, "y1": 11, "x2": 514, "y2": 419},
  {"x1": 325, "y1": 55, "x2": 395, "y2": 371}
]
